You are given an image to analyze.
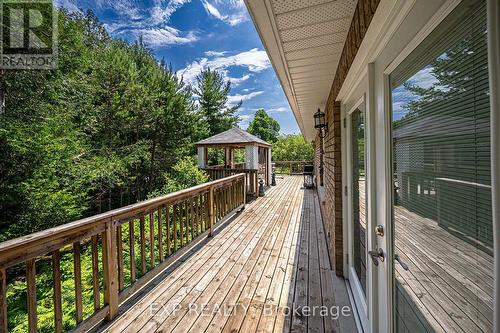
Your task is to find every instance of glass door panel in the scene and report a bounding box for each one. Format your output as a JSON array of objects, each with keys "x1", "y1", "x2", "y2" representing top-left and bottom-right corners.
[
  {"x1": 347, "y1": 99, "x2": 369, "y2": 332},
  {"x1": 351, "y1": 107, "x2": 367, "y2": 296},
  {"x1": 390, "y1": 1, "x2": 493, "y2": 332}
]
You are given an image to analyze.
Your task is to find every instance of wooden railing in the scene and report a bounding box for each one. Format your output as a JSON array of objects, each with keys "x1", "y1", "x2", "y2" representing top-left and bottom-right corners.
[
  {"x1": 205, "y1": 162, "x2": 246, "y2": 170},
  {"x1": 202, "y1": 168, "x2": 258, "y2": 197},
  {"x1": 273, "y1": 161, "x2": 313, "y2": 175},
  {"x1": 0, "y1": 174, "x2": 246, "y2": 333}
]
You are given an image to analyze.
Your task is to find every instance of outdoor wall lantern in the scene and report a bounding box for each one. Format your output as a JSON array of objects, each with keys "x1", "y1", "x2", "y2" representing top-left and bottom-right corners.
[
  {"x1": 314, "y1": 108, "x2": 327, "y2": 186},
  {"x1": 314, "y1": 108, "x2": 327, "y2": 138}
]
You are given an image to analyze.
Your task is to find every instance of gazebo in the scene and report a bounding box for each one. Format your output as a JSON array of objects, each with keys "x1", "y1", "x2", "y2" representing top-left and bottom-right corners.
[{"x1": 196, "y1": 128, "x2": 272, "y2": 195}]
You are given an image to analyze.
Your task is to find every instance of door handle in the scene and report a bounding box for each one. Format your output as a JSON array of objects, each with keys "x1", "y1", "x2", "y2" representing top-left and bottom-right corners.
[
  {"x1": 368, "y1": 248, "x2": 385, "y2": 266},
  {"x1": 395, "y1": 254, "x2": 409, "y2": 271}
]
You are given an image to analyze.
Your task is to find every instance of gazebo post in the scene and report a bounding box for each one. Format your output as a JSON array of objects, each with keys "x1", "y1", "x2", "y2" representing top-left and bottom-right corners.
[
  {"x1": 229, "y1": 148, "x2": 235, "y2": 169},
  {"x1": 266, "y1": 147, "x2": 272, "y2": 186}
]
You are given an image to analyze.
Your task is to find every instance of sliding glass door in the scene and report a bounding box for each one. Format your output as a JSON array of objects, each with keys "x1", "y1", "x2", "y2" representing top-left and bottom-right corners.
[{"x1": 390, "y1": 1, "x2": 493, "y2": 332}]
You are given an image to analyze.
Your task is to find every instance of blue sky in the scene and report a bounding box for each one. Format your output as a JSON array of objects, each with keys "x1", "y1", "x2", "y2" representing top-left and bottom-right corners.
[{"x1": 56, "y1": 0, "x2": 300, "y2": 134}]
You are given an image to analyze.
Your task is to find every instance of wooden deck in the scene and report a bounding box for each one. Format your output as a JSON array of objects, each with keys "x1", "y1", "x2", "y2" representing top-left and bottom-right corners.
[
  {"x1": 95, "y1": 176, "x2": 356, "y2": 333},
  {"x1": 393, "y1": 197, "x2": 494, "y2": 332}
]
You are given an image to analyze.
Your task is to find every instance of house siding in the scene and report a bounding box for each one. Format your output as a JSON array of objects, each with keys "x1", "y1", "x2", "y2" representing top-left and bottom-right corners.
[{"x1": 316, "y1": 0, "x2": 380, "y2": 275}]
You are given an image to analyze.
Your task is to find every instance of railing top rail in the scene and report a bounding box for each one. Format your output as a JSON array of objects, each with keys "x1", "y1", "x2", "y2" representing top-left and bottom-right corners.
[
  {"x1": 272, "y1": 160, "x2": 313, "y2": 163},
  {"x1": 0, "y1": 173, "x2": 245, "y2": 267},
  {"x1": 202, "y1": 168, "x2": 258, "y2": 172}
]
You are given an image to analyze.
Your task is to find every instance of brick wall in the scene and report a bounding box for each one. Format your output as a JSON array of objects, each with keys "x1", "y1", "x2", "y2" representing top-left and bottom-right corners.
[{"x1": 317, "y1": 0, "x2": 380, "y2": 275}]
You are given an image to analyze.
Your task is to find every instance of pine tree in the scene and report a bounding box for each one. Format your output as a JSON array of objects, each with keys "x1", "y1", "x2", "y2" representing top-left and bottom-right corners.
[{"x1": 194, "y1": 68, "x2": 240, "y2": 136}]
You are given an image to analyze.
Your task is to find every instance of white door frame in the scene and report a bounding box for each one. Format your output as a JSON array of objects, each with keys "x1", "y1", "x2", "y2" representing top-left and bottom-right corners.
[{"x1": 344, "y1": 86, "x2": 379, "y2": 333}]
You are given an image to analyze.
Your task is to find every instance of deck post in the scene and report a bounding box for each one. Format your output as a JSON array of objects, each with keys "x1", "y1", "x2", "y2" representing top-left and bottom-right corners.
[
  {"x1": 208, "y1": 185, "x2": 214, "y2": 236},
  {"x1": 0, "y1": 268, "x2": 6, "y2": 333},
  {"x1": 102, "y1": 219, "x2": 119, "y2": 320}
]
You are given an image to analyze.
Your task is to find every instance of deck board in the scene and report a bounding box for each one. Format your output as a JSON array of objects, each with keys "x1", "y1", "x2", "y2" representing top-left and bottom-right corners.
[{"x1": 97, "y1": 176, "x2": 356, "y2": 333}]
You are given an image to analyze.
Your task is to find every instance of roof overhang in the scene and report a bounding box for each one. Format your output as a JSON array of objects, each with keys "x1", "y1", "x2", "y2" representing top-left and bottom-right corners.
[
  {"x1": 244, "y1": 0, "x2": 356, "y2": 141},
  {"x1": 196, "y1": 143, "x2": 271, "y2": 149}
]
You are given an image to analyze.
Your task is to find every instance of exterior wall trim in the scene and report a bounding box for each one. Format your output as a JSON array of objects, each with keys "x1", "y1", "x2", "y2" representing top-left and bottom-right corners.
[{"x1": 487, "y1": 0, "x2": 500, "y2": 331}]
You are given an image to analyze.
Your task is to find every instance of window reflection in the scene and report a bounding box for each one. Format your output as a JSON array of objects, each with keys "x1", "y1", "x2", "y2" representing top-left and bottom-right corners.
[
  {"x1": 351, "y1": 106, "x2": 366, "y2": 296},
  {"x1": 391, "y1": 1, "x2": 492, "y2": 332}
]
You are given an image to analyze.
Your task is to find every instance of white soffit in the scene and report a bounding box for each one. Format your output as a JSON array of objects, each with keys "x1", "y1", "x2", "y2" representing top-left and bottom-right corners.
[{"x1": 244, "y1": 0, "x2": 356, "y2": 141}]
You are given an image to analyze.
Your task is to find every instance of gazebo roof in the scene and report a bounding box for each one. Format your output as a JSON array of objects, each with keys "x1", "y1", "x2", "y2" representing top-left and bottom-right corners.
[{"x1": 196, "y1": 128, "x2": 272, "y2": 148}]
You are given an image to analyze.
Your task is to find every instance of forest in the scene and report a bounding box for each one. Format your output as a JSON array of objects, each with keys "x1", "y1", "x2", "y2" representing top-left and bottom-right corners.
[
  {"x1": 0, "y1": 10, "x2": 242, "y2": 243},
  {"x1": 0, "y1": 9, "x2": 315, "y2": 332}
]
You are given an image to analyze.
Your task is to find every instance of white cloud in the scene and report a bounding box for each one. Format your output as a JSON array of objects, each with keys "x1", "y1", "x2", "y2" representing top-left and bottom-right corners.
[
  {"x1": 205, "y1": 50, "x2": 228, "y2": 57},
  {"x1": 227, "y1": 91, "x2": 263, "y2": 105},
  {"x1": 238, "y1": 114, "x2": 253, "y2": 128},
  {"x1": 150, "y1": 0, "x2": 192, "y2": 25},
  {"x1": 201, "y1": 0, "x2": 225, "y2": 20},
  {"x1": 177, "y1": 48, "x2": 271, "y2": 86},
  {"x1": 201, "y1": 0, "x2": 248, "y2": 26},
  {"x1": 54, "y1": 0, "x2": 82, "y2": 13},
  {"x1": 408, "y1": 66, "x2": 438, "y2": 89},
  {"x1": 57, "y1": 0, "x2": 197, "y2": 48},
  {"x1": 268, "y1": 106, "x2": 288, "y2": 113},
  {"x1": 122, "y1": 27, "x2": 198, "y2": 46},
  {"x1": 229, "y1": 74, "x2": 250, "y2": 86}
]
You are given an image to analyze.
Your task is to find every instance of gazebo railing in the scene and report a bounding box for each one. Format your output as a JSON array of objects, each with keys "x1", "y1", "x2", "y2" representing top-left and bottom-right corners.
[
  {"x1": 0, "y1": 174, "x2": 245, "y2": 333},
  {"x1": 204, "y1": 162, "x2": 246, "y2": 170},
  {"x1": 202, "y1": 168, "x2": 258, "y2": 197},
  {"x1": 273, "y1": 160, "x2": 313, "y2": 175}
]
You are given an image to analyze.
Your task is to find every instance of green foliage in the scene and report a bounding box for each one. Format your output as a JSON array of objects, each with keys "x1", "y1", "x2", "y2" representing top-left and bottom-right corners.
[
  {"x1": 0, "y1": 10, "x2": 205, "y2": 241},
  {"x1": 272, "y1": 135, "x2": 314, "y2": 161},
  {"x1": 194, "y1": 68, "x2": 240, "y2": 136},
  {"x1": 149, "y1": 157, "x2": 209, "y2": 195},
  {"x1": 247, "y1": 109, "x2": 280, "y2": 143},
  {"x1": 207, "y1": 148, "x2": 225, "y2": 166}
]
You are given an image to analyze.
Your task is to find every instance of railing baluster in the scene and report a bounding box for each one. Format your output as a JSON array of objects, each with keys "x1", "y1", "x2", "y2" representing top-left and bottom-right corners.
[
  {"x1": 166, "y1": 205, "x2": 171, "y2": 256},
  {"x1": 195, "y1": 196, "x2": 200, "y2": 236},
  {"x1": 0, "y1": 268, "x2": 7, "y2": 333},
  {"x1": 217, "y1": 189, "x2": 221, "y2": 221},
  {"x1": 158, "y1": 208, "x2": 163, "y2": 262},
  {"x1": 208, "y1": 185, "x2": 214, "y2": 236},
  {"x1": 149, "y1": 212, "x2": 155, "y2": 268},
  {"x1": 91, "y1": 235, "x2": 100, "y2": 310},
  {"x1": 26, "y1": 259, "x2": 37, "y2": 333},
  {"x1": 73, "y1": 242, "x2": 83, "y2": 324},
  {"x1": 173, "y1": 204, "x2": 178, "y2": 251},
  {"x1": 116, "y1": 225, "x2": 124, "y2": 291},
  {"x1": 204, "y1": 193, "x2": 207, "y2": 231},
  {"x1": 52, "y1": 250, "x2": 62, "y2": 333},
  {"x1": 223, "y1": 187, "x2": 226, "y2": 216},
  {"x1": 184, "y1": 201, "x2": 189, "y2": 244},
  {"x1": 129, "y1": 220, "x2": 136, "y2": 283},
  {"x1": 179, "y1": 203, "x2": 184, "y2": 247},
  {"x1": 190, "y1": 199, "x2": 194, "y2": 240},
  {"x1": 139, "y1": 216, "x2": 146, "y2": 275}
]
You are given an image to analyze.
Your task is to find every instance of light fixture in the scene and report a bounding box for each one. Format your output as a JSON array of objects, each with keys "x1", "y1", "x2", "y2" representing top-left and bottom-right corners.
[
  {"x1": 314, "y1": 108, "x2": 327, "y2": 186},
  {"x1": 314, "y1": 108, "x2": 327, "y2": 138}
]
